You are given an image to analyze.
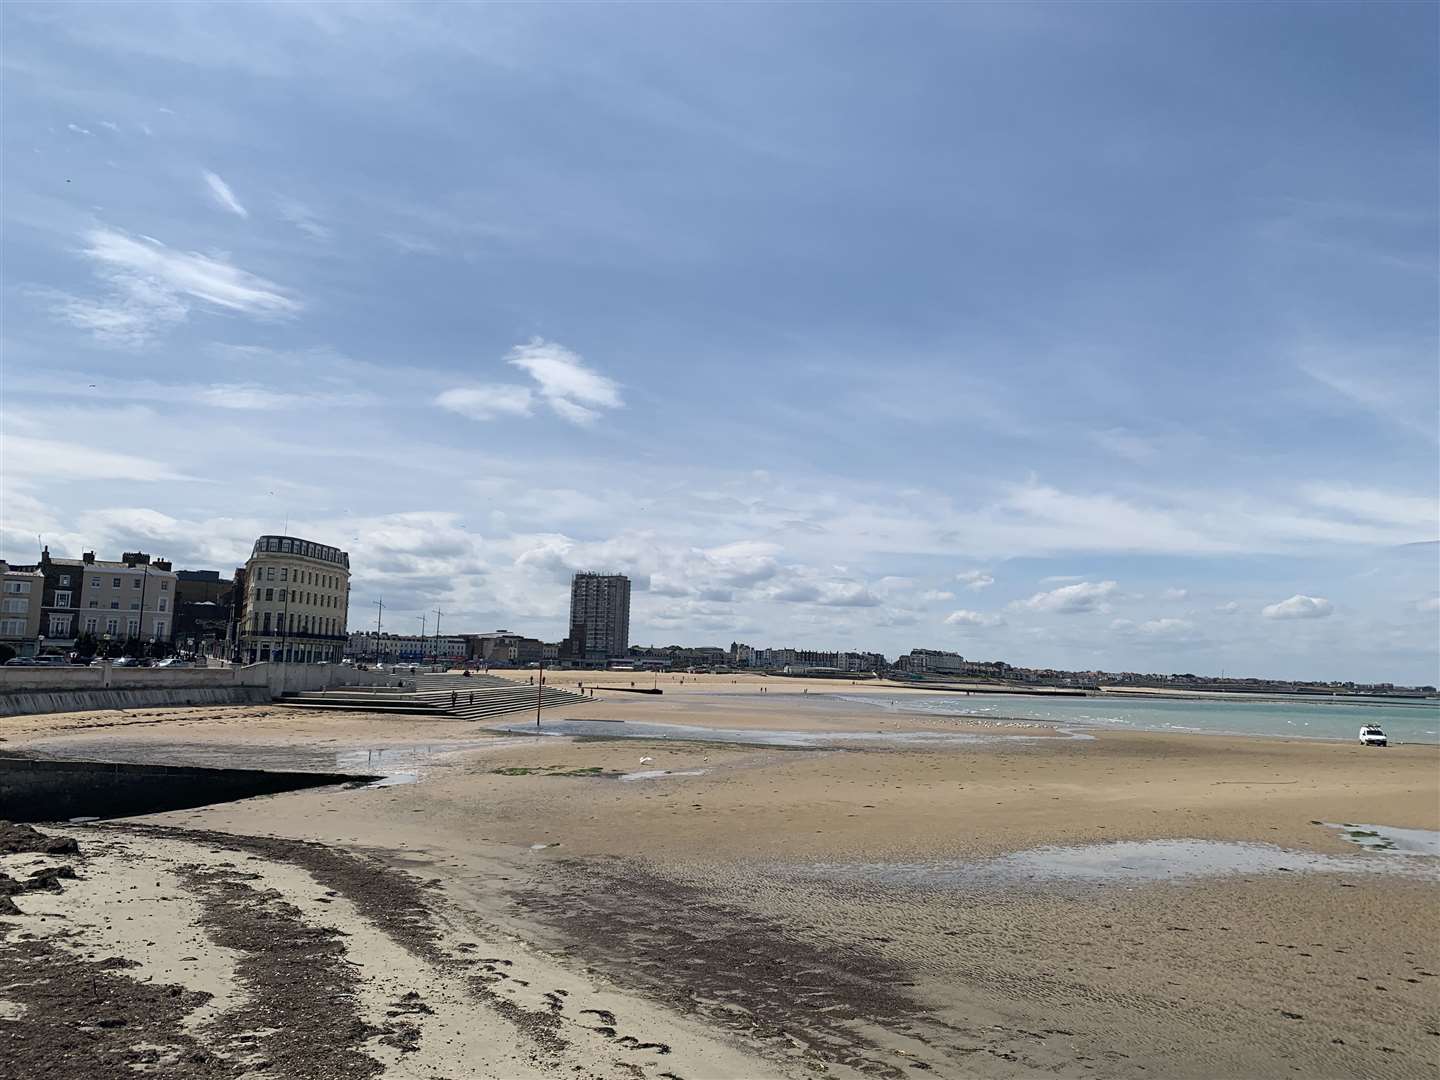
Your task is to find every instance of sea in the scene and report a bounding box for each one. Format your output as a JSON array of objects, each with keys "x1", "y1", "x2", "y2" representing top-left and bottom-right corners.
[{"x1": 836, "y1": 692, "x2": 1440, "y2": 745}]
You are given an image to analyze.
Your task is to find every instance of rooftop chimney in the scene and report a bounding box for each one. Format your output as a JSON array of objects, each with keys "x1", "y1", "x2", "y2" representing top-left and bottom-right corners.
[{"x1": 82, "y1": 551, "x2": 95, "y2": 564}]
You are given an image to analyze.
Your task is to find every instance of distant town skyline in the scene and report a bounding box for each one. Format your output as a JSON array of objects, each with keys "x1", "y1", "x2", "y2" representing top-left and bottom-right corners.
[{"x1": 1, "y1": 4, "x2": 1435, "y2": 683}]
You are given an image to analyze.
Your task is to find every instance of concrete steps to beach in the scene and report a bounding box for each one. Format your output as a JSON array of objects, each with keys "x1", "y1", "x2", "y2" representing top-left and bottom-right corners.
[{"x1": 279, "y1": 671, "x2": 586, "y2": 721}]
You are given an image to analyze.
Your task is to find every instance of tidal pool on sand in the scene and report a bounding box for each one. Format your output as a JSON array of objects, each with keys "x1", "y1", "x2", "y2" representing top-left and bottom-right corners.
[
  {"x1": 1322, "y1": 822, "x2": 1440, "y2": 856},
  {"x1": 786, "y1": 837, "x2": 1440, "y2": 890}
]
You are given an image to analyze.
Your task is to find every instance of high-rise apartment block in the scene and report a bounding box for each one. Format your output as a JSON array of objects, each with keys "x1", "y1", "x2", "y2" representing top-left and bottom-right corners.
[{"x1": 567, "y1": 572, "x2": 631, "y2": 660}]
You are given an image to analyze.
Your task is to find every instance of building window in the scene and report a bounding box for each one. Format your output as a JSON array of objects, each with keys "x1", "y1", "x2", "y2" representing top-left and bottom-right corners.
[
  {"x1": 127, "y1": 618, "x2": 139, "y2": 637},
  {"x1": 106, "y1": 617, "x2": 118, "y2": 635},
  {"x1": 0, "y1": 619, "x2": 24, "y2": 636},
  {"x1": 112, "y1": 577, "x2": 121, "y2": 587},
  {"x1": 110, "y1": 601, "x2": 119, "y2": 609},
  {"x1": 129, "y1": 602, "x2": 140, "y2": 611},
  {"x1": 280, "y1": 568, "x2": 288, "y2": 582},
  {"x1": 88, "y1": 601, "x2": 98, "y2": 609},
  {"x1": 3, "y1": 581, "x2": 31, "y2": 594},
  {"x1": 160, "y1": 581, "x2": 169, "y2": 592},
  {"x1": 48, "y1": 614, "x2": 71, "y2": 636},
  {"x1": 266, "y1": 567, "x2": 275, "y2": 581},
  {"x1": 133, "y1": 578, "x2": 142, "y2": 589},
  {"x1": 263, "y1": 613, "x2": 272, "y2": 632},
  {"x1": 91, "y1": 577, "x2": 100, "y2": 588},
  {"x1": 59, "y1": 575, "x2": 70, "y2": 587},
  {"x1": 1, "y1": 598, "x2": 27, "y2": 614},
  {"x1": 154, "y1": 621, "x2": 167, "y2": 638},
  {"x1": 85, "y1": 617, "x2": 98, "y2": 634},
  {"x1": 55, "y1": 591, "x2": 72, "y2": 607},
  {"x1": 158, "y1": 598, "x2": 167, "y2": 611},
  {"x1": 265, "y1": 588, "x2": 274, "y2": 601}
]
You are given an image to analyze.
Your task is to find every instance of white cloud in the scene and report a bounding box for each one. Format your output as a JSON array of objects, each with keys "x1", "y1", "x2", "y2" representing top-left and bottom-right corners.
[
  {"x1": 1020, "y1": 580, "x2": 1118, "y2": 614},
  {"x1": 435, "y1": 385, "x2": 535, "y2": 421},
  {"x1": 507, "y1": 338, "x2": 623, "y2": 425},
  {"x1": 1216, "y1": 600, "x2": 1240, "y2": 613},
  {"x1": 99, "y1": 120, "x2": 120, "y2": 133},
  {"x1": 67, "y1": 123, "x2": 93, "y2": 136},
  {"x1": 1138, "y1": 617, "x2": 1195, "y2": 638},
  {"x1": 921, "y1": 589, "x2": 955, "y2": 602},
  {"x1": 1301, "y1": 485, "x2": 1439, "y2": 531},
  {"x1": 815, "y1": 583, "x2": 880, "y2": 607},
  {"x1": 1, "y1": 433, "x2": 189, "y2": 483},
  {"x1": 439, "y1": 339, "x2": 623, "y2": 427},
  {"x1": 1262, "y1": 595, "x2": 1334, "y2": 620},
  {"x1": 945, "y1": 609, "x2": 1002, "y2": 627},
  {"x1": 1039, "y1": 574, "x2": 1085, "y2": 584},
  {"x1": 204, "y1": 170, "x2": 249, "y2": 218},
  {"x1": 1161, "y1": 587, "x2": 1189, "y2": 601},
  {"x1": 54, "y1": 227, "x2": 300, "y2": 346},
  {"x1": 957, "y1": 569, "x2": 994, "y2": 590},
  {"x1": 278, "y1": 197, "x2": 331, "y2": 241}
]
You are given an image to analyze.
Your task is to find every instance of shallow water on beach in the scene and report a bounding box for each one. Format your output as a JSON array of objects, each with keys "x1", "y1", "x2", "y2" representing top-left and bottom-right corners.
[
  {"x1": 833, "y1": 692, "x2": 1440, "y2": 744},
  {"x1": 488, "y1": 717, "x2": 1087, "y2": 748},
  {"x1": 1323, "y1": 822, "x2": 1440, "y2": 857},
  {"x1": 788, "y1": 835, "x2": 1440, "y2": 891}
]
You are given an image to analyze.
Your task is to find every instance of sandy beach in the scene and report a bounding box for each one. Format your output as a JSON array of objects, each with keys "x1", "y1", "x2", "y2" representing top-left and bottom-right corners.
[{"x1": 3, "y1": 674, "x2": 1437, "y2": 1079}]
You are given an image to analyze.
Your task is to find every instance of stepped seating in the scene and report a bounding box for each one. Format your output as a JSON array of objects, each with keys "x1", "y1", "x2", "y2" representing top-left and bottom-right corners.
[{"x1": 279, "y1": 671, "x2": 586, "y2": 721}]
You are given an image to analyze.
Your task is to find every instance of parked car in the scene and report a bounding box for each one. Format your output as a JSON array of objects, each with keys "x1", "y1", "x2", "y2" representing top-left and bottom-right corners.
[
  {"x1": 155, "y1": 658, "x2": 193, "y2": 668},
  {"x1": 1359, "y1": 724, "x2": 1388, "y2": 747},
  {"x1": 109, "y1": 657, "x2": 140, "y2": 667},
  {"x1": 3, "y1": 657, "x2": 37, "y2": 666}
]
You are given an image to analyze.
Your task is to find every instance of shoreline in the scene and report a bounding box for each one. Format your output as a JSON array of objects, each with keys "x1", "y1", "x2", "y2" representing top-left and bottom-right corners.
[{"x1": 3, "y1": 687, "x2": 1438, "y2": 1079}]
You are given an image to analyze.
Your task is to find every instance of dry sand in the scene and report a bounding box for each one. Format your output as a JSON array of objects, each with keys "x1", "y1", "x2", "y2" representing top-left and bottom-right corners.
[{"x1": 2, "y1": 675, "x2": 1437, "y2": 1079}]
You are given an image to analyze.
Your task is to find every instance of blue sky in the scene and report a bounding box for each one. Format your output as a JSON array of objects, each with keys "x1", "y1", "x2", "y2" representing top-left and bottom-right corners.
[{"x1": 2, "y1": 2, "x2": 1436, "y2": 682}]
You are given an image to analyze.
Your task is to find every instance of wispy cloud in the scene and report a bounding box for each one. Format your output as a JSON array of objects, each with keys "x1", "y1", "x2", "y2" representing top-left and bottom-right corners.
[
  {"x1": 53, "y1": 227, "x2": 300, "y2": 346},
  {"x1": 1302, "y1": 485, "x2": 1439, "y2": 532},
  {"x1": 1161, "y1": 587, "x2": 1189, "y2": 601},
  {"x1": 1262, "y1": 594, "x2": 1333, "y2": 620},
  {"x1": 435, "y1": 385, "x2": 535, "y2": 421},
  {"x1": 204, "y1": 170, "x2": 249, "y2": 218},
  {"x1": 66, "y1": 122, "x2": 92, "y2": 136},
  {"x1": 1, "y1": 433, "x2": 189, "y2": 484},
  {"x1": 278, "y1": 197, "x2": 331, "y2": 241},
  {"x1": 957, "y1": 569, "x2": 994, "y2": 590},
  {"x1": 507, "y1": 339, "x2": 622, "y2": 425},
  {"x1": 437, "y1": 339, "x2": 623, "y2": 427},
  {"x1": 1090, "y1": 428, "x2": 1155, "y2": 462}
]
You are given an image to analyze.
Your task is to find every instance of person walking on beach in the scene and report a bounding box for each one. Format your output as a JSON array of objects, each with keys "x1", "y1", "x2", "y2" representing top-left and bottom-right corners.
[{"x1": 451, "y1": 690, "x2": 457, "y2": 706}]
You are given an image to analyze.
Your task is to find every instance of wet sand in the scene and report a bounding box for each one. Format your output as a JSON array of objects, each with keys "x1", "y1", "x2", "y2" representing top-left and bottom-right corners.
[{"x1": 3, "y1": 676, "x2": 1437, "y2": 1078}]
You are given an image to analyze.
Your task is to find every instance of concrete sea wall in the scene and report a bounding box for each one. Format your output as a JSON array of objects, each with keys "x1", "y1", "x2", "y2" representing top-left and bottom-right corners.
[
  {"x1": 0, "y1": 686, "x2": 271, "y2": 717},
  {"x1": 0, "y1": 662, "x2": 403, "y2": 716},
  {"x1": 0, "y1": 755, "x2": 376, "y2": 822}
]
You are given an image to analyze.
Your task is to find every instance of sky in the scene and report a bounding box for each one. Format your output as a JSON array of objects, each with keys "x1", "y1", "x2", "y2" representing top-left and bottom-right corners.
[{"x1": 1, "y1": 2, "x2": 1436, "y2": 683}]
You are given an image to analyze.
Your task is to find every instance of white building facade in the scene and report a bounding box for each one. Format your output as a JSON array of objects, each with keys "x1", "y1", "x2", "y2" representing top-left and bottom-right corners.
[
  {"x1": 73, "y1": 554, "x2": 178, "y2": 647},
  {"x1": 346, "y1": 631, "x2": 467, "y2": 662},
  {"x1": 239, "y1": 535, "x2": 350, "y2": 664}
]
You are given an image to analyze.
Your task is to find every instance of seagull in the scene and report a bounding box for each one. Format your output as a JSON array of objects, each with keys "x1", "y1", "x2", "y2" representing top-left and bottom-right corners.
[{"x1": 639, "y1": 756, "x2": 654, "y2": 765}]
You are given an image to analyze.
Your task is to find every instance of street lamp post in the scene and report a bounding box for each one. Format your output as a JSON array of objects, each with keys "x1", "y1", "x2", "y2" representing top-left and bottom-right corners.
[{"x1": 36, "y1": 633, "x2": 45, "y2": 660}]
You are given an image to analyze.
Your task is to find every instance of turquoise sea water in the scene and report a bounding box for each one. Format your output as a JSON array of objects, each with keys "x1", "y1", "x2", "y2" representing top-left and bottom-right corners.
[{"x1": 838, "y1": 692, "x2": 1440, "y2": 744}]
